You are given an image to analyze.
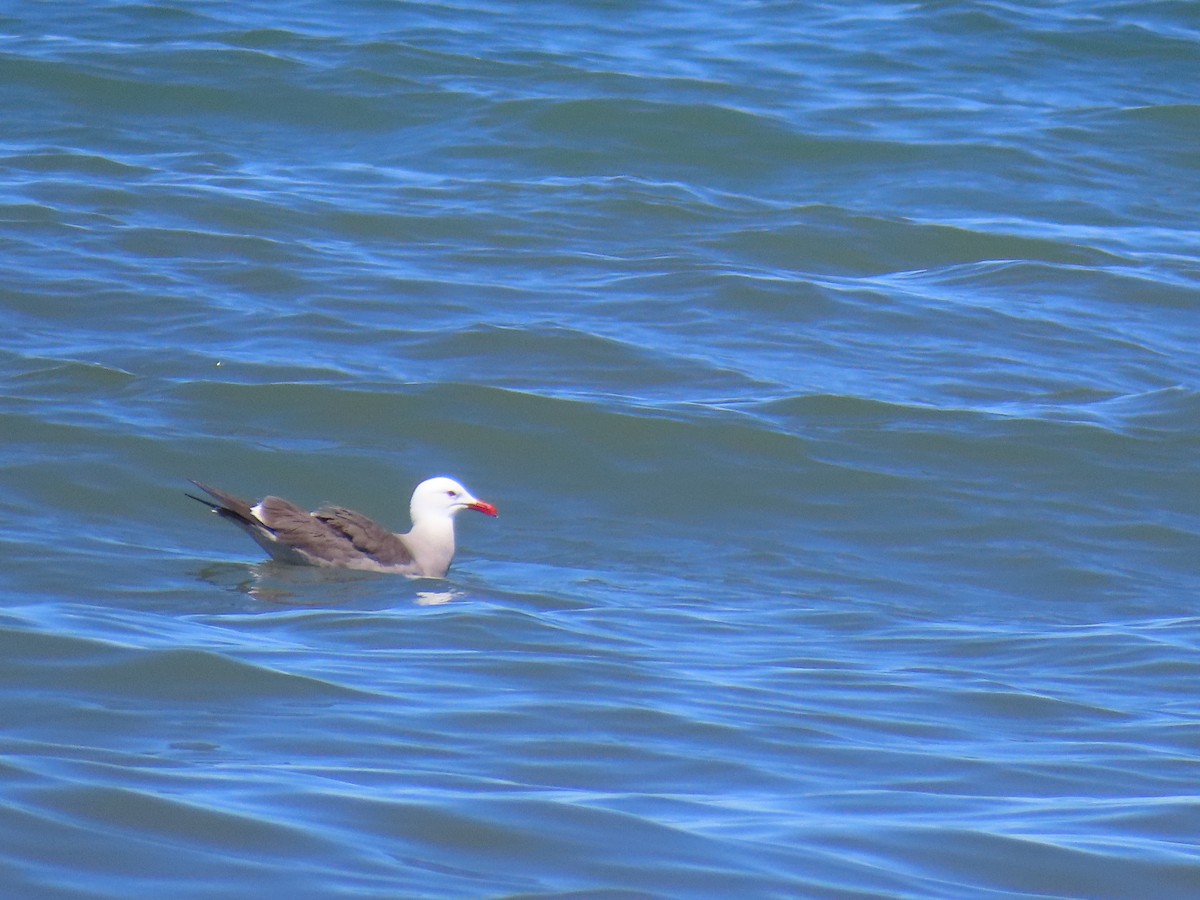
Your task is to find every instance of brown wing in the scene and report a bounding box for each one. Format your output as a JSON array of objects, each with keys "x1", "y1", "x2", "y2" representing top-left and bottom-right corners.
[
  {"x1": 311, "y1": 506, "x2": 415, "y2": 567},
  {"x1": 190, "y1": 483, "x2": 414, "y2": 570},
  {"x1": 188, "y1": 485, "x2": 325, "y2": 565},
  {"x1": 249, "y1": 496, "x2": 366, "y2": 566}
]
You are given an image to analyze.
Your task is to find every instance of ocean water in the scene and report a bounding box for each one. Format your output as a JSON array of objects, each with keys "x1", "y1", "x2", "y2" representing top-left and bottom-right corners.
[{"x1": 1, "y1": 1, "x2": 1198, "y2": 897}]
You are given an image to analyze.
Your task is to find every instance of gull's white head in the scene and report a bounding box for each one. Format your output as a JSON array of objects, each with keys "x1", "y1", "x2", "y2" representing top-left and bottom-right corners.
[{"x1": 410, "y1": 476, "x2": 498, "y2": 525}]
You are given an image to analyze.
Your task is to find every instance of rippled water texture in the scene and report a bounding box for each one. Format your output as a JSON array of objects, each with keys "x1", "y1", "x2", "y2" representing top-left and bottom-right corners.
[{"x1": 1, "y1": 2, "x2": 1199, "y2": 898}]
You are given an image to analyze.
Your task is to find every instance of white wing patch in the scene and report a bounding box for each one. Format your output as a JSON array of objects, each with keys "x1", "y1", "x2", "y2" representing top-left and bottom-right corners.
[{"x1": 250, "y1": 502, "x2": 273, "y2": 532}]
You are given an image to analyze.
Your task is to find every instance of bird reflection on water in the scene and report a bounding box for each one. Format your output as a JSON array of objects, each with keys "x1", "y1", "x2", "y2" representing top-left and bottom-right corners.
[{"x1": 192, "y1": 562, "x2": 464, "y2": 608}]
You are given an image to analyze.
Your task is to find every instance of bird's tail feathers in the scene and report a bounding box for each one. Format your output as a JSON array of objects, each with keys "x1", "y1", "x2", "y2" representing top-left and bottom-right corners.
[{"x1": 186, "y1": 480, "x2": 262, "y2": 529}]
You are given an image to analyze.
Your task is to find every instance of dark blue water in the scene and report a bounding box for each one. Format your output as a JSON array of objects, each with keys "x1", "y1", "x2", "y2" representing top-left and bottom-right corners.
[{"x1": 2, "y1": 3, "x2": 1198, "y2": 897}]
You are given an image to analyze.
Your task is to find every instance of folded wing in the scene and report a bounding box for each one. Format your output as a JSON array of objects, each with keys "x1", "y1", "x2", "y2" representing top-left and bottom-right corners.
[
  {"x1": 311, "y1": 506, "x2": 414, "y2": 567},
  {"x1": 188, "y1": 481, "x2": 413, "y2": 569}
]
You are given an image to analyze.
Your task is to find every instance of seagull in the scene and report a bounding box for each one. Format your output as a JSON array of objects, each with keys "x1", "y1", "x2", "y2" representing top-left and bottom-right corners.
[{"x1": 187, "y1": 476, "x2": 497, "y2": 577}]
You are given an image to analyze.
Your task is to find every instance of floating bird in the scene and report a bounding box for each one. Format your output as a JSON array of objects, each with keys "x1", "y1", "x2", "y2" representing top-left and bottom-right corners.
[{"x1": 187, "y1": 476, "x2": 497, "y2": 577}]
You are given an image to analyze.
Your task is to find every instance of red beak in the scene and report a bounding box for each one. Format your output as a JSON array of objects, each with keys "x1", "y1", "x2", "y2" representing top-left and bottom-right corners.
[{"x1": 468, "y1": 500, "x2": 499, "y2": 517}]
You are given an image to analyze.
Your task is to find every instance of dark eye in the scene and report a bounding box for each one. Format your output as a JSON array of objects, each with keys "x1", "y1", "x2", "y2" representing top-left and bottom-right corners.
[{"x1": 446, "y1": 490, "x2": 458, "y2": 497}]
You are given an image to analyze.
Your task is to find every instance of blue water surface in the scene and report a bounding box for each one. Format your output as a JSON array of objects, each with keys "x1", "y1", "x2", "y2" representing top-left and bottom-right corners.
[{"x1": 1, "y1": 2, "x2": 1198, "y2": 898}]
